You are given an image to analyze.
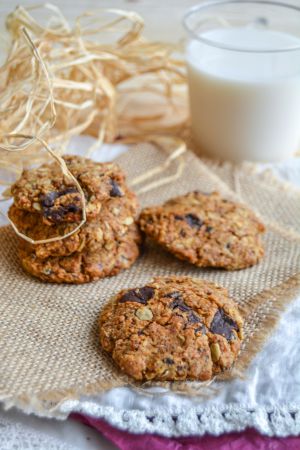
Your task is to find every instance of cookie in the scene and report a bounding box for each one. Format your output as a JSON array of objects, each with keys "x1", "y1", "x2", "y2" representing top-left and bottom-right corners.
[
  {"x1": 11, "y1": 155, "x2": 127, "y2": 225},
  {"x1": 19, "y1": 223, "x2": 141, "y2": 283},
  {"x1": 139, "y1": 191, "x2": 265, "y2": 270},
  {"x1": 10, "y1": 154, "x2": 142, "y2": 283},
  {"x1": 99, "y1": 276, "x2": 243, "y2": 381},
  {"x1": 8, "y1": 190, "x2": 139, "y2": 259}
]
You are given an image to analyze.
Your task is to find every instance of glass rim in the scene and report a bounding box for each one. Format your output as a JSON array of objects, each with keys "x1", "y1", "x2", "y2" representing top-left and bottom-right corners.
[{"x1": 182, "y1": 0, "x2": 300, "y2": 53}]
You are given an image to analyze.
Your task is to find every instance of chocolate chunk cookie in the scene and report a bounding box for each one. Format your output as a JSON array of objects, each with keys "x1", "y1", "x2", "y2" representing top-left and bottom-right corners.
[
  {"x1": 99, "y1": 276, "x2": 243, "y2": 381},
  {"x1": 9, "y1": 154, "x2": 142, "y2": 282},
  {"x1": 11, "y1": 155, "x2": 127, "y2": 225},
  {"x1": 19, "y1": 223, "x2": 141, "y2": 283},
  {"x1": 8, "y1": 190, "x2": 139, "y2": 259},
  {"x1": 139, "y1": 191, "x2": 265, "y2": 270}
]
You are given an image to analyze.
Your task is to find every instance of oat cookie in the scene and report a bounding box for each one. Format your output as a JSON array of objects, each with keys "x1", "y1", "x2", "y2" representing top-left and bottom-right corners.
[
  {"x1": 19, "y1": 223, "x2": 141, "y2": 283},
  {"x1": 9, "y1": 154, "x2": 141, "y2": 282},
  {"x1": 11, "y1": 155, "x2": 128, "y2": 224},
  {"x1": 99, "y1": 276, "x2": 243, "y2": 381},
  {"x1": 8, "y1": 191, "x2": 139, "y2": 259},
  {"x1": 139, "y1": 191, "x2": 265, "y2": 270}
]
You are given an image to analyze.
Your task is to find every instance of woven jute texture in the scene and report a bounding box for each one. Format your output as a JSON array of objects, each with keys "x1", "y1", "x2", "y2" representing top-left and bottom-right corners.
[{"x1": 0, "y1": 145, "x2": 300, "y2": 414}]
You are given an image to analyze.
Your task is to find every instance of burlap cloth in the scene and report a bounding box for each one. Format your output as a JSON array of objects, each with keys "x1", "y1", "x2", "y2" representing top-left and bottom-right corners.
[{"x1": 0, "y1": 144, "x2": 300, "y2": 415}]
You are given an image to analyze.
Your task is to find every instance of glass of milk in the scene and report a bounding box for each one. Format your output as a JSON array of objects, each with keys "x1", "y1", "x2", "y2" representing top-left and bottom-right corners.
[{"x1": 183, "y1": 0, "x2": 300, "y2": 162}]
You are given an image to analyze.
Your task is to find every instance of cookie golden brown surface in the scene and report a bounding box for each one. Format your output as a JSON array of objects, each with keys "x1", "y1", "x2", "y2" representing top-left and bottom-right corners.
[
  {"x1": 139, "y1": 191, "x2": 265, "y2": 270},
  {"x1": 99, "y1": 276, "x2": 243, "y2": 381},
  {"x1": 19, "y1": 224, "x2": 141, "y2": 283},
  {"x1": 9, "y1": 189, "x2": 138, "y2": 260},
  {"x1": 10, "y1": 155, "x2": 127, "y2": 224},
  {"x1": 9, "y1": 155, "x2": 141, "y2": 283}
]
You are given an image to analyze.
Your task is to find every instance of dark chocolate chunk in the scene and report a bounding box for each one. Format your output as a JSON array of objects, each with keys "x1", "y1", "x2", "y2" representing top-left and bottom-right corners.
[
  {"x1": 166, "y1": 292, "x2": 191, "y2": 312},
  {"x1": 174, "y1": 215, "x2": 184, "y2": 221},
  {"x1": 110, "y1": 179, "x2": 123, "y2": 197},
  {"x1": 67, "y1": 204, "x2": 79, "y2": 213},
  {"x1": 43, "y1": 203, "x2": 82, "y2": 222},
  {"x1": 210, "y1": 308, "x2": 239, "y2": 340},
  {"x1": 163, "y1": 357, "x2": 174, "y2": 365},
  {"x1": 206, "y1": 226, "x2": 213, "y2": 233},
  {"x1": 170, "y1": 298, "x2": 191, "y2": 312},
  {"x1": 119, "y1": 289, "x2": 146, "y2": 304},
  {"x1": 40, "y1": 191, "x2": 59, "y2": 207},
  {"x1": 119, "y1": 286, "x2": 155, "y2": 304},
  {"x1": 184, "y1": 214, "x2": 203, "y2": 229},
  {"x1": 226, "y1": 243, "x2": 231, "y2": 249},
  {"x1": 180, "y1": 230, "x2": 187, "y2": 237},
  {"x1": 40, "y1": 187, "x2": 79, "y2": 208},
  {"x1": 167, "y1": 293, "x2": 206, "y2": 331},
  {"x1": 187, "y1": 311, "x2": 206, "y2": 334},
  {"x1": 188, "y1": 311, "x2": 201, "y2": 324},
  {"x1": 138, "y1": 286, "x2": 155, "y2": 302},
  {"x1": 65, "y1": 203, "x2": 81, "y2": 213},
  {"x1": 59, "y1": 186, "x2": 78, "y2": 196},
  {"x1": 43, "y1": 209, "x2": 63, "y2": 222}
]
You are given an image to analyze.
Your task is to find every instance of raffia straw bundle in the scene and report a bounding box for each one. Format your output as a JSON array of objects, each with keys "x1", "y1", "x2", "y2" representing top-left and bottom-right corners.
[{"x1": 0, "y1": 3, "x2": 189, "y2": 243}]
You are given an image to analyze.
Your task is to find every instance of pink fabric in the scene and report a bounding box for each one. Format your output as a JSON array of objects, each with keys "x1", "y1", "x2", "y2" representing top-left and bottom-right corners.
[{"x1": 71, "y1": 413, "x2": 300, "y2": 450}]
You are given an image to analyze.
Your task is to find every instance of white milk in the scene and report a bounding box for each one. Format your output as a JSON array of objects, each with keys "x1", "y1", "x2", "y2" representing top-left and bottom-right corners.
[{"x1": 186, "y1": 28, "x2": 300, "y2": 161}]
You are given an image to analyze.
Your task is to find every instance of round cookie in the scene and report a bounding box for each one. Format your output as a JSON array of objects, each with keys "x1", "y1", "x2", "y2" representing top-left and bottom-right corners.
[
  {"x1": 11, "y1": 155, "x2": 128, "y2": 225},
  {"x1": 139, "y1": 191, "x2": 265, "y2": 270},
  {"x1": 99, "y1": 276, "x2": 243, "y2": 381},
  {"x1": 8, "y1": 190, "x2": 139, "y2": 259},
  {"x1": 19, "y1": 223, "x2": 141, "y2": 283}
]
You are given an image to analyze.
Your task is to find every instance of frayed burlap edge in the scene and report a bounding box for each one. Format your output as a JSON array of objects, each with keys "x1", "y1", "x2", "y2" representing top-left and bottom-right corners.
[{"x1": 236, "y1": 273, "x2": 300, "y2": 371}]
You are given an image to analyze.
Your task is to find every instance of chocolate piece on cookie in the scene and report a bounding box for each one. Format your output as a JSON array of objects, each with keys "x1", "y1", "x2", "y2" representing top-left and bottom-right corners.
[
  {"x1": 139, "y1": 191, "x2": 265, "y2": 270},
  {"x1": 99, "y1": 276, "x2": 243, "y2": 381},
  {"x1": 9, "y1": 154, "x2": 141, "y2": 283},
  {"x1": 11, "y1": 155, "x2": 127, "y2": 224},
  {"x1": 8, "y1": 189, "x2": 139, "y2": 260}
]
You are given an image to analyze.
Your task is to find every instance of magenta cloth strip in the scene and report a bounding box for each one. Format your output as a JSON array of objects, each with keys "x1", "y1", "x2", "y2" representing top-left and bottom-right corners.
[{"x1": 71, "y1": 412, "x2": 300, "y2": 450}]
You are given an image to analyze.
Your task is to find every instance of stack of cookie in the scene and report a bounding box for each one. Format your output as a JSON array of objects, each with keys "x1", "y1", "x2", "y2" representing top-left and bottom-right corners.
[{"x1": 8, "y1": 155, "x2": 141, "y2": 283}]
